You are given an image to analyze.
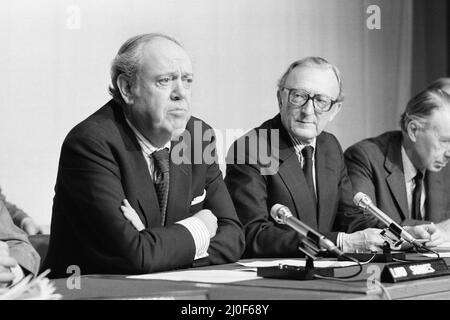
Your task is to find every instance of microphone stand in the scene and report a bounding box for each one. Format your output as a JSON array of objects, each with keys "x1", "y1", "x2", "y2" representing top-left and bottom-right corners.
[{"x1": 257, "y1": 238, "x2": 335, "y2": 280}]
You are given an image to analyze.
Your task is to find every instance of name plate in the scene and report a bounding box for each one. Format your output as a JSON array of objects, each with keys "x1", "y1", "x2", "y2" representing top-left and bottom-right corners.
[{"x1": 381, "y1": 258, "x2": 450, "y2": 283}]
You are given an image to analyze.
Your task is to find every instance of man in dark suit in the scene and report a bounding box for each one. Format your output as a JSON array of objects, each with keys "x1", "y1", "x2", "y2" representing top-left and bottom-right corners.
[
  {"x1": 44, "y1": 33, "x2": 244, "y2": 278},
  {"x1": 345, "y1": 88, "x2": 450, "y2": 247},
  {"x1": 225, "y1": 57, "x2": 385, "y2": 258}
]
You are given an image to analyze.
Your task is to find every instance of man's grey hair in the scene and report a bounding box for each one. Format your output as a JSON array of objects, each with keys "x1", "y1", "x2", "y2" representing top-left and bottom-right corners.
[
  {"x1": 277, "y1": 57, "x2": 344, "y2": 102},
  {"x1": 108, "y1": 33, "x2": 183, "y2": 105},
  {"x1": 400, "y1": 88, "x2": 450, "y2": 132},
  {"x1": 426, "y1": 77, "x2": 450, "y2": 93}
]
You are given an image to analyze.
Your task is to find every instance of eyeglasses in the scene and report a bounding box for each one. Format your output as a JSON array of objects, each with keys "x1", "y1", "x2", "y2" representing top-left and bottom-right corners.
[{"x1": 281, "y1": 87, "x2": 339, "y2": 113}]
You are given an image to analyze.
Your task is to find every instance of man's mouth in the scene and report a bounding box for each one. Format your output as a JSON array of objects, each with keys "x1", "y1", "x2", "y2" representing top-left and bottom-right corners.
[{"x1": 296, "y1": 120, "x2": 315, "y2": 125}]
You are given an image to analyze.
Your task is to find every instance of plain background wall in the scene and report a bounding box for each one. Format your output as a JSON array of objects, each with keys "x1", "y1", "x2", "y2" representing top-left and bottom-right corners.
[{"x1": 0, "y1": 0, "x2": 437, "y2": 227}]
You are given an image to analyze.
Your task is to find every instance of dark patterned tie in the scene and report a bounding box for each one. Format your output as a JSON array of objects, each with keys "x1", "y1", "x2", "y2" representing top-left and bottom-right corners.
[
  {"x1": 412, "y1": 170, "x2": 424, "y2": 220},
  {"x1": 152, "y1": 148, "x2": 170, "y2": 226},
  {"x1": 301, "y1": 146, "x2": 317, "y2": 205}
]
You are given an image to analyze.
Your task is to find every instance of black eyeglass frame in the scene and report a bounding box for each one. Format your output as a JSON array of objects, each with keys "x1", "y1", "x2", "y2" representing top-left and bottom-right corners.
[{"x1": 281, "y1": 87, "x2": 340, "y2": 113}]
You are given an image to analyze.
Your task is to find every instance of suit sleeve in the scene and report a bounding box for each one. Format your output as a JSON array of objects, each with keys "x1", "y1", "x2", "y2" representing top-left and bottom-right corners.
[
  {"x1": 55, "y1": 134, "x2": 197, "y2": 274},
  {"x1": 192, "y1": 139, "x2": 246, "y2": 266},
  {"x1": 0, "y1": 201, "x2": 40, "y2": 275},
  {"x1": 344, "y1": 143, "x2": 378, "y2": 202},
  {"x1": 334, "y1": 140, "x2": 381, "y2": 234},
  {"x1": 225, "y1": 147, "x2": 303, "y2": 258}
]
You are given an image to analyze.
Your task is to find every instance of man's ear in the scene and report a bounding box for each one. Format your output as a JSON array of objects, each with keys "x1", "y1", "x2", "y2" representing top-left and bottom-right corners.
[
  {"x1": 276, "y1": 90, "x2": 282, "y2": 110},
  {"x1": 328, "y1": 102, "x2": 342, "y2": 121},
  {"x1": 117, "y1": 74, "x2": 134, "y2": 105},
  {"x1": 406, "y1": 120, "x2": 421, "y2": 143}
]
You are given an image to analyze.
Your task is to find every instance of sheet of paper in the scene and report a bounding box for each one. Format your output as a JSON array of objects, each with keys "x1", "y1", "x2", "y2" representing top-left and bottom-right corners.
[
  {"x1": 422, "y1": 252, "x2": 450, "y2": 258},
  {"x1": 237, "y1": 258, "x2": 357, "y2": 268},
  {"x1": 127, "y1": 270, "x2": 262, "y2": 283},
  {"x1": 432, "y1": 242, "x2": 450, "y2": 251}
]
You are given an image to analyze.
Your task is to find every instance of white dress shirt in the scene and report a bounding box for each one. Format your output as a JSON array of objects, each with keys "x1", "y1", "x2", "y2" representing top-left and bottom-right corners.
[{"x1": 125, "y1": 117, "x2": 209, "y2": 260}]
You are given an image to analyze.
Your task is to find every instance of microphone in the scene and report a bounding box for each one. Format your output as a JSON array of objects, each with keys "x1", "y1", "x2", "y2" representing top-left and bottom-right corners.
[
  {"x1": 353, "y1": 192, "x2": 423, "y2": 247},
  {"x1": 270, "y1": 204, "x2": 343, "y2": 257}
]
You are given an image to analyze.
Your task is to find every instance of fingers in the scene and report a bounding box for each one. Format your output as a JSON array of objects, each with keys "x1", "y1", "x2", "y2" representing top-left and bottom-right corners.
[
  {"x1": 123, "y1": 199, "x2": 132, "y2": 208},
  {"x1": 0, "y1": 256, "x2": 18, "y2": 269},
  {"x1": 405, "y1": 225, "x2": 430, "y2": 240},
  {"x1": 426, "y1": 223, "x2": 437, "y2": 233},
  {"x1": 0, "y1": 270, "x2": 15, "y2": 284},
  {"x1": 426, "y1": 230, "x2": 445, "y2": 247},
  {"x1": 120, "y1": 199, "x2": 145, "y2": 231},
  {"x1": 24, "y1": 224, "x2": 39, "y2": 236},
  {"x1": 0, "y1": 241, "x2": 9, "y2": 256}
]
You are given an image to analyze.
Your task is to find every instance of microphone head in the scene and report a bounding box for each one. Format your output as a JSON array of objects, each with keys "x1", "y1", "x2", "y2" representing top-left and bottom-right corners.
[
  {"x1": 270, "y1": 204, "x2": 292, "y2": 224},
  {"x1": 353, "y1": 192, "x2": 373, "y2": 209}
]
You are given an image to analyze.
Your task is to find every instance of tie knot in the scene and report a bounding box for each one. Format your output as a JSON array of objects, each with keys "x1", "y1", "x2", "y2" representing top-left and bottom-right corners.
[
  {"x1": 301, "y1": 146, "x2": 314, "y2": 159},
  {"x1": 414, "y1": 170, "x2": 424, "y2": 183},
  {"x1": 152, "y1": 148, "x2": 170, "y2": 173}
]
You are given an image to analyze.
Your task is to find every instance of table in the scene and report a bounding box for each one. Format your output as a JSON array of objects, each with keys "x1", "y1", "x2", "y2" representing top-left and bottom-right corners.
[{"x1": 52, "y1": 256, "x2": 450, "y2": 300}]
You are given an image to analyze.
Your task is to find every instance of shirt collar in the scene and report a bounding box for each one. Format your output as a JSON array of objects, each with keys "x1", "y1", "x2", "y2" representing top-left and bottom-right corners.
[
  {"x1": 401, "y1": 144, "x2": 419, "y2": 182},
  {"x1": 288, "y1": 132, "x2": 317, "y2": 155},
  {"x1": 125, "y1": 115, "x2": 171, "y2": 157}
]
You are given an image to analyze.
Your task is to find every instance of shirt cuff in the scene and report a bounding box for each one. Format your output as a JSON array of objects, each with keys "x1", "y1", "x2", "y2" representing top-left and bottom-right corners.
[
  {"x1": 176, "y1": 217, "x2": 210, "y2": 260},
  {"x1": 337, "y1": 232, "x2": 345, "y2": 251}
]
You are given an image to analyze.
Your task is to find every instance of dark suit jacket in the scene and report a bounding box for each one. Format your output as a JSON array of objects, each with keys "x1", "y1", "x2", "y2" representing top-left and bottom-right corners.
[
  {"x1": 225, "y1": 114, "x2": 378, "y2": 258},
  {"x1": 345, "y1": 130, "x2": 450, "y2": 226},
  {"x1": 45, "y1": 100, "x2": 244, "y2": 278},
  {"x1": 0, "y1": 200, "x2": 40, "y2": 276}
]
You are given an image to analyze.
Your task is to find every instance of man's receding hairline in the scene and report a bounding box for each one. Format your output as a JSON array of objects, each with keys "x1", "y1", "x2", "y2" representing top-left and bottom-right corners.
[{"x1": 284, "y1": 64, "x2": 340, "y2": 93}]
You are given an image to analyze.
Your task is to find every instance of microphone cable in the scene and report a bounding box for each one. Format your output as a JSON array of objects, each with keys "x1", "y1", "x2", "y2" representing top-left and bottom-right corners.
[{"x1": 313, "y1": 254, "x2": 364, "y2": 281}]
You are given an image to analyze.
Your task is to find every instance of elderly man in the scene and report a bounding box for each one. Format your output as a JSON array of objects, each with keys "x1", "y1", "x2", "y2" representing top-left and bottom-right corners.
[
  {"x1": 0, "y1": 200, "x2": 40, "y2": 287},
  {"x1": 44, "y1": 33, "x2": 244, "y2": 278},
  {"x1": 345, "y1": 87, "x2": 450, "y2": 247},
  {"x1": 225, "y1": 57, "x2": 388, "y2": 258}
]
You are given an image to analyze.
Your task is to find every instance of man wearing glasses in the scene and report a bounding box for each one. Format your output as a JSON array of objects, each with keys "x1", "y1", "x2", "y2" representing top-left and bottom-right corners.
[
  {"x1": 225, "y1": 57, "x2": 391, "y2": 257},
  {"x1": 345, "y1": 86, "x2": 450, "y2": 247}
]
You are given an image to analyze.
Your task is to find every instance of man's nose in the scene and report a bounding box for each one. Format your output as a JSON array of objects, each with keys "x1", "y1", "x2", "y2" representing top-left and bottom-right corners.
[
  {"x1": 444, "y1": 149, "x2": 450, "y2": 159},
  {"x1": 170, "y1": 78, "x2": 186, "y2": 100},
  {"x1": 301, "y1": 99, "x2": 315, "y2": 115}
]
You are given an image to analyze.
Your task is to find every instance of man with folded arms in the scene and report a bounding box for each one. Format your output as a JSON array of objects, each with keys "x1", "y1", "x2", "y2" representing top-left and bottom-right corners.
[{"x1": 45, "y1": 33, "x2": 244, "y2": 277}]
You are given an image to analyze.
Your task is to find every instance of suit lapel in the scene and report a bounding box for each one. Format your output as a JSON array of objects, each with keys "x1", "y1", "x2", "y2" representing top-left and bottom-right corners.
[
  {"x1": 275, "y1": 116, "x2": 318, "y2": 229},
  {"x1": 315, "y1": 134, "x2": 337, "y2": 233},
  {"x1": 112, "y1": 102, "x2": 161, "y2": 226},
  {"x1": 165, "y1": 135, "x2": 192, "y2": 225},
  {"x1": 384, "y1": 136, "x2": 409, "y2": 220}
]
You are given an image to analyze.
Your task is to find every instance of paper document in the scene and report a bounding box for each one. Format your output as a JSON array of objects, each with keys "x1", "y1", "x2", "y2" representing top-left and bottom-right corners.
[
  {"x1": 128, "y1": 269, "x2": 262, "y2": 283},
  {"x1": 237, "y1": 259, "x2": 358, "y2": 268}
]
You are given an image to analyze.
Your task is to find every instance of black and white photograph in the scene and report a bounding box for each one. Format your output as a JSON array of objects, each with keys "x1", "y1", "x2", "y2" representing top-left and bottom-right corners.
[{"x1": 0, "y1": 0, "x2": 449, "y2": 308}]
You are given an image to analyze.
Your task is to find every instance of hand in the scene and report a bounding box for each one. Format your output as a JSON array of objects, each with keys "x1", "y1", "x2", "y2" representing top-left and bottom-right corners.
[
  {"x1": 436, "y1": 219, "x2": 450, "y2": 233},
  {"x1": 121, "y1": 199, "x2": 145, "y2": 231},
  {"x1": 406, "y1": 223, "x2": 450, "y2": 247},
  {"x1": 20, "y1": 217, "x2": 45, "y2": 235},
  {"x1": 342, "y1": 228, "x2": 387, "y2": 253},
  {"x1": 193, "y1": 209, "x2": 217, "y2": 238},
  {"x1": 0, "y1": 241, "x2": 18, "y2": 287}
]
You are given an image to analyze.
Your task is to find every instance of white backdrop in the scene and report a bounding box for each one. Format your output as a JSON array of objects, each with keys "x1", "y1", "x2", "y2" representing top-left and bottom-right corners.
[{"x1": 0, "y1": 0, "x2": 413, "y2": 226}]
